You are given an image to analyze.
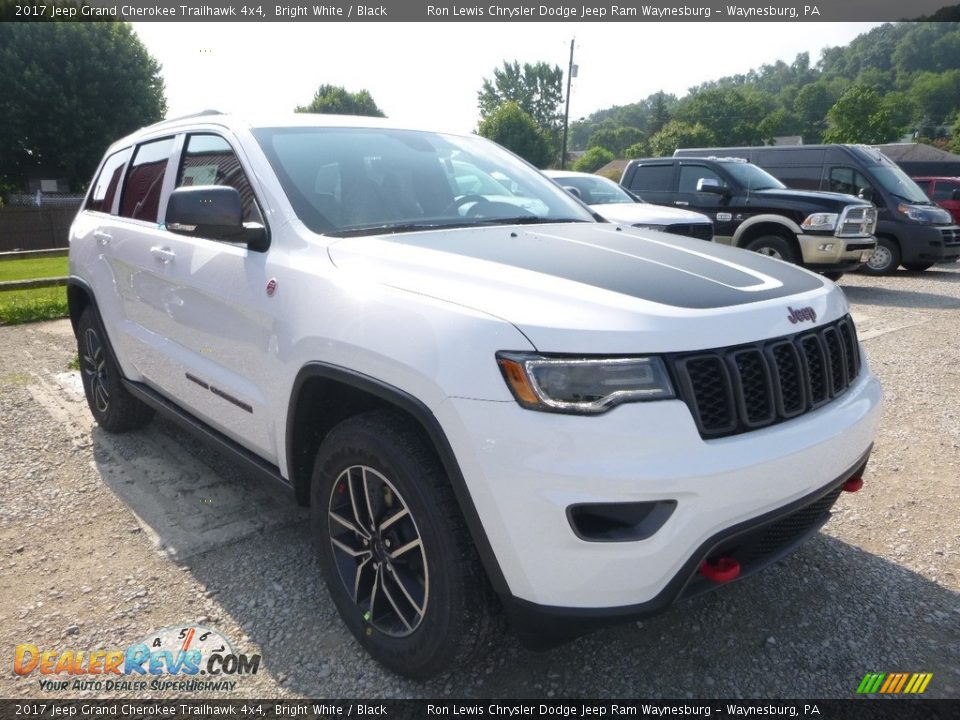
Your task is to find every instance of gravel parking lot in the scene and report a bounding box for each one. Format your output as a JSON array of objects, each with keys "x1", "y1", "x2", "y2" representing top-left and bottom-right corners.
[{"x1": 1, "y1": 266, "x2": 958, "y2": 700}]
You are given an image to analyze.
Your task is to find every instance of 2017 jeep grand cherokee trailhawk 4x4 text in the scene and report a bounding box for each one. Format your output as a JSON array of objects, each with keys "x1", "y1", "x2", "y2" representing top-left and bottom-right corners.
[{"x1": 68, "y1": 113, "x2": 882, "y2": 679}]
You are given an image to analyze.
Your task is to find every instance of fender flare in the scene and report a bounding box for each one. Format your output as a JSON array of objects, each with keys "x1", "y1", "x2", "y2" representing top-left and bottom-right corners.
[
  {"x1": 286, "y1": 361, "x2": 511, "y2": 596},
  {"x1": 732, "y1": 214, "x2": 804, "y2": 248}
]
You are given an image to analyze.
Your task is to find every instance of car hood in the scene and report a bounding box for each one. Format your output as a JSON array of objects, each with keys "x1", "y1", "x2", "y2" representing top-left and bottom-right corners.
[
  {"x1": 754, "y1": 188, "x2": 873, "y2": 208},
  {"x1": 327, "y1": 223, "x2": 845, "y2": 354},
  {"x1": 592, "y1": 202, "x2": 713, "y2": 226}
]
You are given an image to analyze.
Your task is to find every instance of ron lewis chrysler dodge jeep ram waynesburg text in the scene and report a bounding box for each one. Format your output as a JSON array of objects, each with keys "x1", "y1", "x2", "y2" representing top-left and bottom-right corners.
[{"x1": 68, "y1": 112, "x2": 882, "y2": 679}]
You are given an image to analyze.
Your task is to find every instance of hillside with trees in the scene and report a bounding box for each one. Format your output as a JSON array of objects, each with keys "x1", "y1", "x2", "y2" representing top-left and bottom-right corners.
[{"x1": 570, "y1": 21, "x2": 960, "y2": 161}]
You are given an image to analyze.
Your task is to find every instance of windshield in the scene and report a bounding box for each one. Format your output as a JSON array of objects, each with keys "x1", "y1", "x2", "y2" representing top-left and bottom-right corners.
[
  {"x1": 871, "y1": 164, "x2": 931, "y2": 204},
  {"x1": 252, "y1": 126, "x2": 594, "y2": 235},
  {"x1": 551, "y1": 174, "x2": 636, "y2": 205},
  {"x1": 722, "y1": 162, "x2": 785, "y2": 191}
]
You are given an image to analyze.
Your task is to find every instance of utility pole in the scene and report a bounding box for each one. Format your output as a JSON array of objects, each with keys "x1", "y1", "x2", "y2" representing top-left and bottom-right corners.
[{"x1": 561, "y1": 38, "x2": 575, "y2": 169}]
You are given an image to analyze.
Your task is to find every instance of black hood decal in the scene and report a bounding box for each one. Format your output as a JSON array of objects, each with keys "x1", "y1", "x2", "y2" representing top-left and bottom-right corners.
[{"x1": 382, "y1": 224, "x2": 823, "y2": 309}]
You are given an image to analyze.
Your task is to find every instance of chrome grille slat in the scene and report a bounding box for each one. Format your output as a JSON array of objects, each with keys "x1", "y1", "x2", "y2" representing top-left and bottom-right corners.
[{"x1": 671, "y1": 315, "x2": 861, "y2": 439}]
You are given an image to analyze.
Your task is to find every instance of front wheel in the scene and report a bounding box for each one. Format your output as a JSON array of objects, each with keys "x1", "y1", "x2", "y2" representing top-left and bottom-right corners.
[
  {"x1": 745, "y1": 234, "x2": 799, "y2": 265},
  {"x1": 860, "y1": 237, "x2": 901, "y2": 275},
  {"x1": 310, "y1": 410, "x2": 497, "y2": 679}
]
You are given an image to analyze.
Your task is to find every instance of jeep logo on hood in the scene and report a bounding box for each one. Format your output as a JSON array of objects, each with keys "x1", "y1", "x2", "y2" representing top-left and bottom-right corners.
[{"x1": 787, "y1": 306, "x2": 817, "y2": 324}]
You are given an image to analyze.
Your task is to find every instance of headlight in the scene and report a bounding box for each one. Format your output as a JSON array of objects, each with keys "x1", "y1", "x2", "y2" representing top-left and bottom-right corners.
[
  {"x1": 496, "y1": 352, "x2": 675, "y2": 414},
  {"x1": 801, "y1": 213, "x2": 838, "y2": 232},
  {"x1": 896, "y1": 204, "x2": 952, "y2": 224}
]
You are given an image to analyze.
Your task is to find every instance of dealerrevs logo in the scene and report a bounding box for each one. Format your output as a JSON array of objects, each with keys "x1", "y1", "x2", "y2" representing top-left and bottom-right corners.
[{"x1": 14, "y1": 625, "x2": 260, "y2": 693}]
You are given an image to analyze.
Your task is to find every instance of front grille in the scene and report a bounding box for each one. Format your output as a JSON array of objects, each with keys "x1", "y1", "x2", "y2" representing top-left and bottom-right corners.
[
  {"x1": 664, "y1": 223, "x2": 714, "y2": 241},
  {"x1": 671, "y1": 315, "x2": 861, "y2": 439},
  {"x1": 836, "y1": 206, "x2": 877, "y2": 237},
  {"x1": 940, "y1": 226, "x2": 960, "y2": 246},
  {"x1": 741, "y1": 485, "x2": 843, "y2": 564}
]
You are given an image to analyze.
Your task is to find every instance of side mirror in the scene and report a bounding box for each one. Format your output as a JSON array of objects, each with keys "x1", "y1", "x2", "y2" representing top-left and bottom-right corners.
[
  {"x1": 696, "y1": 177, "x2": 726, "y2": 195},
  {"x1": 952, "y1": 188, "x2": 960, "y2": 201},
  {"x1": 857, "y1": 187, "x2": 874, "y2": 202},
  {"x1": 166, "y1": 186, "x2": 269, "y2": 252},
  {"x1": 562, "y1": 186, "x2": 582, "y2": 200}
]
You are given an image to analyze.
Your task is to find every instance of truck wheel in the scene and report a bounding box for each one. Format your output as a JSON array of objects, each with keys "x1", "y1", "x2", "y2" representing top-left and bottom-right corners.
[
  {"x1": 745, "y1": 234, "x2": 798, "y2": 265},
  {"x1": 76, "y1": 307, "x2": 154, "y2": 432},
  {"x1": 902, "y1": 262, "x2": 934, "y2": 272},
  {"x1": 861, "y1": 237, "x2": 900, "y2": 275},
  {"x1": 310, "y1": 410, "x2": 498, "y2": 679}
]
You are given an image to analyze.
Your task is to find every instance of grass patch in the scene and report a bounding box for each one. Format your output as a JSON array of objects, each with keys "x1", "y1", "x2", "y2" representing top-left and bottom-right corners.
[
  {"x1": 0, "y1": 286, "x2": 69, "y2": 325},
  {"x1": 68, "y1": 353, "x2": 80, "y2": 371},
  {"x1": 0, "y1": 255, "x2": 69, "y2": 282}
]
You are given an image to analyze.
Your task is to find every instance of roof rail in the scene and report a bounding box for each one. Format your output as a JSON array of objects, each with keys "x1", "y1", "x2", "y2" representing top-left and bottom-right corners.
[{"x1": 142, "y1": 109, "x2": 225, "y2": 130}]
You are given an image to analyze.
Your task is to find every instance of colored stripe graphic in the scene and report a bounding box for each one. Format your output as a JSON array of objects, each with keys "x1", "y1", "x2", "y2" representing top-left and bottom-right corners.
[{"x1": 857, "y1": 672, "x2": 932, "y2": 694}]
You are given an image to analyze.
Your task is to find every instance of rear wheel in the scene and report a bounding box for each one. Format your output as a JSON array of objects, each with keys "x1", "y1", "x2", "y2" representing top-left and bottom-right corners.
[
  {"x1": 902, "y1": 262, "x2": 934, "y2": 272},
  {"x1": 310, "y1": 410, "x2": 497, "y2": 679},
  {"x1": 76, "y1": 307, "x2": 154, "y2": 432},
  {"x1": 860, "y1": 237, "x2": 900, "y2": 275},
  {"x1": 745, "y1": 234, "x2": 799, "y2": 265}
]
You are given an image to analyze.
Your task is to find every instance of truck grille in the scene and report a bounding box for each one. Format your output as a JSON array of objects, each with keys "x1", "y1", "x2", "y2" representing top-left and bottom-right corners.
[
  {"x1": 663, "y1": 223, "x2": 714, "y2": 242},
  {"x1": 941, "y1": 226, "x2": 960, "y2": 247},
  {"x1": 671, "y1": 315, "x2": 861, "y2": 439},
  {"x1": 835, "y1": 206, "x2": 877, "y2": 237}
]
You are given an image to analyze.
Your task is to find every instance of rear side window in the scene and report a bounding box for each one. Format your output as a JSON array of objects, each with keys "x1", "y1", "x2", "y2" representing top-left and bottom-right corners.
[
  {"x1": 176, "y1": 134, "x2": 264, "y2": 224},
  {"x1": 86, "y1": 148, "x2": 131, "y2": 214},
  {"x1": 626, "y1": 164, "x2": 673, "y2": 192},
  {"x1": 120, "y1": 137, "x2": 175, "y2": 222}
]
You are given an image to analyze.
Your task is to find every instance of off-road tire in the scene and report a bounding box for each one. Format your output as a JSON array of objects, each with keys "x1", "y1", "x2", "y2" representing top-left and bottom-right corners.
[{"x1": 310, "y1": 409, "x2": 498, "y2": 679}]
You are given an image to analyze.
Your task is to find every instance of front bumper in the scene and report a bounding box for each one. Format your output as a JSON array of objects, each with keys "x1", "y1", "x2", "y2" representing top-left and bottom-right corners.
[
  {"x1": 798, "y1": 233, "x2": 875, "y2": 268},
  {"x1": 436, "y1": 359, "x2": 881, "y2": 635},
  {"x1": 892, "y1": 223, "x2": 960, "y2": 264}
]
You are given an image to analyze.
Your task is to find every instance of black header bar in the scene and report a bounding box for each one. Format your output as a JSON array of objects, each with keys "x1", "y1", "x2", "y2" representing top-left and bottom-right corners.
[{"x1": 2, "y1": 0, "x2": 959, "y2": 22}]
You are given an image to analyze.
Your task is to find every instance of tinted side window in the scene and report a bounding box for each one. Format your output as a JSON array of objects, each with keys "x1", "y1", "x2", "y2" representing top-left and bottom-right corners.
[
  {"x1": 177, "y1": 134, "x2": 264, "y2": 224},
  {"x1": 829, "y1": 167, "x2": 872, "y2": 196},
  {"x1": 120, "y1": 138, "x2": 175, "y2": 222},
  {"x1": 679, "y1": 165, "x2": 723, "y2": 193},
  {"x1": 932, "y1": 181, "x2": 958, "y2": 201},
  {"x1": 86, "y1": 148, "x2": 132, "y2": 214},
  {"x1": 626, "y1": 164, "x2": 673, "y2": 192},
  {"x1": 914, "y1": 179, "x2": 931, "y2": 196}
]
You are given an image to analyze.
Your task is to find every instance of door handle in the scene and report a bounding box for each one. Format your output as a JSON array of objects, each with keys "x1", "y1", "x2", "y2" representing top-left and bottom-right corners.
[
  {"x1": 674, "y1": 201, "x2": 689, "y2": 206},
  {"x1": 93, "y1": 230, "x2": 112, "y2": 246},
  {"x1": 150, "y1": 246, "x2": 176, "y2": 264}
]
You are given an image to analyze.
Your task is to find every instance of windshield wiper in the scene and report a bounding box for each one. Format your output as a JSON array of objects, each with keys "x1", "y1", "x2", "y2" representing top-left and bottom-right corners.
[
  {"x1": 329, "y1": 222, "x2": 473, "y2": 238},
  {"x1": 471, "y1": 216, "x2": 590, "y2": 226}
]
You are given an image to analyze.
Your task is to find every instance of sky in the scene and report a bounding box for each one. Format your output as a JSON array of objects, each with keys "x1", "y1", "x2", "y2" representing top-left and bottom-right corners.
[{"x1": 132, "y1": 22, "x2": 881, "y2": 133}]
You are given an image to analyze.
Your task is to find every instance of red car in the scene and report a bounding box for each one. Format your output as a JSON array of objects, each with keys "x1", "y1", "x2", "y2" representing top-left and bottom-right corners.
[{"x1": 913, "y1": 176, "x2": 960, "y2": 224}]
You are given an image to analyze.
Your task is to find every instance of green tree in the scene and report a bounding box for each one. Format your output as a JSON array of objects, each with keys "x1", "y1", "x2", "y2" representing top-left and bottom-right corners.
[
  {"x1": 824, "y1": 85, "x2": 907, "y2": 144},
  {"x1": 572, "y1": 146, "x2": 615, "y2": 174},
  {"x1": 648, "y1": 121, "x2": 716, "y2": 157},
  {"x1": 477, "y1": 60, "x2": 564, "y2": 134},
  {"x1": 477, "y1": 102, "x2": 552, "y2": 168},
  {"x1": 624, "y1": 141, "x2": 650, "y2": 159},
  {"x1": 296, "y1": 84, "x2": 385, "y2": 117},
  {"x1": 675, "y1": 87, "x2": 775, "y2": 146},
  {"x1": 586, "y1": 127, "x2": 644, "y2": 157},
  {"x1": 0, "y1": 23, "x2": 166, "y2": 192}
]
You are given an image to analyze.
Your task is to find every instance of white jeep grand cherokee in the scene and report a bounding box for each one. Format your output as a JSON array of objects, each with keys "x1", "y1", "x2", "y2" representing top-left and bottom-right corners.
[{"x1": 68, "y1": 112, "x2": 882, "y2": 679}]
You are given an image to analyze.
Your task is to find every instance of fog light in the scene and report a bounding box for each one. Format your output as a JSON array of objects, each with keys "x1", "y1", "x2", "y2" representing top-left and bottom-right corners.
[{"x1": 818, "y1": 243, "x2": 835, "y2": 252}]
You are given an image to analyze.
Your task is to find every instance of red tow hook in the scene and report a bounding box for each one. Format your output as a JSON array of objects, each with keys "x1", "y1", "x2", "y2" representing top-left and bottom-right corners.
[
  {"x1": 699, "y1": 556, "x2": 741, "y2": 583},
  {"x1": 842, "y1": 476, "x2": 864, "y2": 493}
]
